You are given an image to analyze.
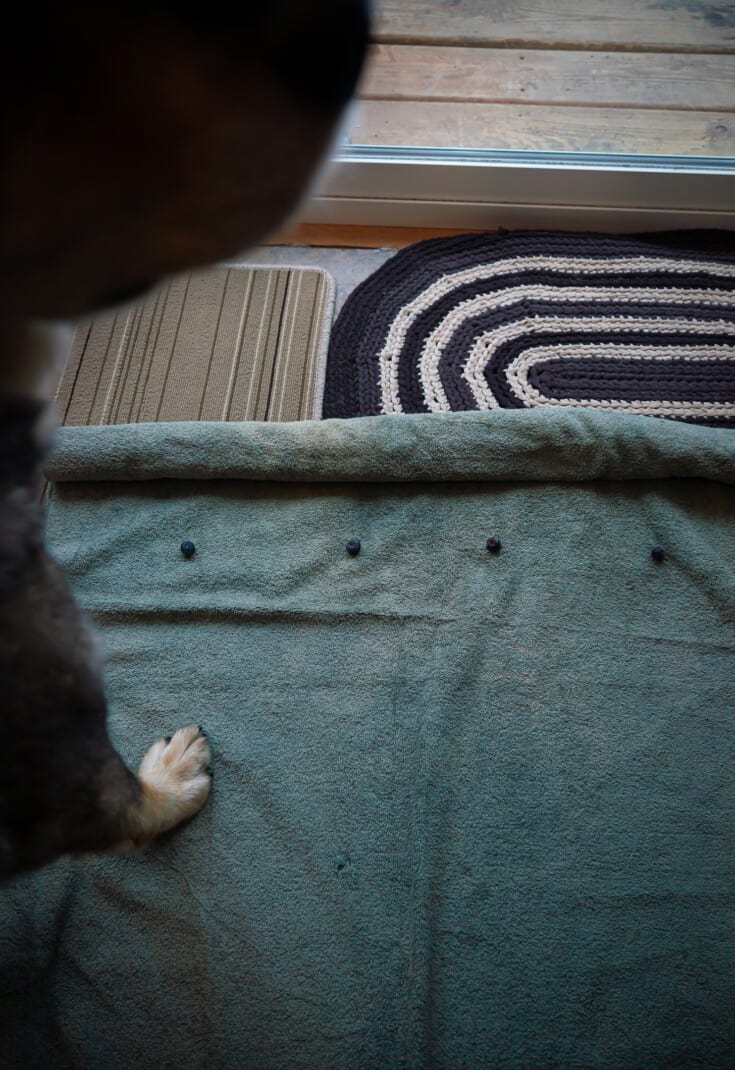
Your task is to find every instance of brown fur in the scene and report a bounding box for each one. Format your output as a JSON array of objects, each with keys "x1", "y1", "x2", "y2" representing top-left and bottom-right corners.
[{"x1": 0, "y1": 1, "x2": 369, "y2": 880}]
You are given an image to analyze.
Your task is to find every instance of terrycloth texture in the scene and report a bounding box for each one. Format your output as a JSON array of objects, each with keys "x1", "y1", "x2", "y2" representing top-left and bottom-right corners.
[
  {"x1": 323, "y1": 229, "x2": 735, "y2": 422},
  {"x1": 55, "y1": 266, "x2": 336, "y2": 426},
  {"x1": 45, "y1": 408, "x2": 735, "y2": 485},
  {"x1": 2, "y1": 409, "x2": 735, "y2": 1069}
]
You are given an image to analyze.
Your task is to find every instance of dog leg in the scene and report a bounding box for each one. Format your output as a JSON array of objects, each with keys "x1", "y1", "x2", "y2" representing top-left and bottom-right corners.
[{"x1": 0, "y1": 481, "x2": 212, "y2": 874}]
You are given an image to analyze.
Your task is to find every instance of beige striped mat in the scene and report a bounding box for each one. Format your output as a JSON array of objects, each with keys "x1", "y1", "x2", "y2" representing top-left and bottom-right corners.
[{"x1": 54, "y1": 265, "x2": 335, "y2": 426}]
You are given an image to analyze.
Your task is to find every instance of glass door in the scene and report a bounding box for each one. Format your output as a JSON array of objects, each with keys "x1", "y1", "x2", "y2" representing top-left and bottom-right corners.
[
  {"x1": 314, "y1": 0, "x2": 735, "y2": 230},
  {"x1": 350, "y1": 0, "x2": 734, "y2": 160}
]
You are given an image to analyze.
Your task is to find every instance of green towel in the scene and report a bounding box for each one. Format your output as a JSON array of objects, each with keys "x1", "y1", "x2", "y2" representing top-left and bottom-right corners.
[{"x1": 1, "y1": 409, "x2": 734, "y2": 1069}]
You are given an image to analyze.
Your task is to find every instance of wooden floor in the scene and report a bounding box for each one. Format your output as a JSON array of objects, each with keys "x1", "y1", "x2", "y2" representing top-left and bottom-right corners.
[{"x1": 346, "y1": 0, "x2": 735, "y2": 157}]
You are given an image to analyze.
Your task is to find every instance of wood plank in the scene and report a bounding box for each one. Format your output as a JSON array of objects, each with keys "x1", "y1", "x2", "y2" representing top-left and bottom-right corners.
[
  {"x1": 348, "y1": 100, "x2": 735, "y2": 156},
  {"x1": 373, "y1": 0, "x2": 735, "y2": 53},
  {"x1": 269, "y1": 224, "x2": 486, "y2": 248},
  {"x1": 361, "y1": 44, "x2": 735, "y2": 110}
]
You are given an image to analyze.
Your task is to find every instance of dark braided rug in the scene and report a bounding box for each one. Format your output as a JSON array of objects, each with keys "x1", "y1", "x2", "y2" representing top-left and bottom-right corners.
[{"x1": 323, "y1": 230, "x2": 735, "y2": 425}]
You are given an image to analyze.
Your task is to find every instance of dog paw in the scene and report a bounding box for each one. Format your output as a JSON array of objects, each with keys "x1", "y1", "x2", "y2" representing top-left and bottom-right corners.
[{"x1": 131, "y1": 724, "x2": 211, "y2": 843}]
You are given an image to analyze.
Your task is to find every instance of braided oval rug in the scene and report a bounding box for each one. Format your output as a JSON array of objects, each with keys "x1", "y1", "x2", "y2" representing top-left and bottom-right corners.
[{"x1": 322, "y1": 230, "x2": 735, "y2": 425}]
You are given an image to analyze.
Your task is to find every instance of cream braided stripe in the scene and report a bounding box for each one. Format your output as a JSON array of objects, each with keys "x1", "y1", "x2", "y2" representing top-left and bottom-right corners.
[
  {"x1": 419, "y1": 285, "x2": 734, "y2": 412},
  {"x1": 502, "y1": 342, "x2": 735, "y2": 418},
  {"x1": 375, "y1": 255, "x2": 735, "y2": 414},
  {"x1": 464, "y1": 316, "x2": 735, "y2": 411}
]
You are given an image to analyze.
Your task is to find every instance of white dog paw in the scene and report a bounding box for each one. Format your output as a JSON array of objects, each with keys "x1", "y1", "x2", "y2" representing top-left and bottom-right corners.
[{"x1": 131, "y1": 724, "x2": 212, "y2": 842}]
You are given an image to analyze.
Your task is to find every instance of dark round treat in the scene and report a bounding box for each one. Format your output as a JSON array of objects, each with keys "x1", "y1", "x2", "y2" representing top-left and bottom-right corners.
[
  {"x1": 486, "y1": 537, "x2": 502, "y2": 553},
  {"x1": 180, "y1": 540, "x2": 196, "y2": 559},
  {"x1": 346, "y1": 538, "x2": 361, "y2": 557},
  {"x1": 651, "y1": 546, "x2": 665, "y2": 563}
]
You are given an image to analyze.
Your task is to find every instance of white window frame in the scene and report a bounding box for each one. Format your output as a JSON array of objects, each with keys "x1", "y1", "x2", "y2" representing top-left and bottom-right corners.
[{"x1": 306, "y1": 148, "x2": 735, "y2": 232}]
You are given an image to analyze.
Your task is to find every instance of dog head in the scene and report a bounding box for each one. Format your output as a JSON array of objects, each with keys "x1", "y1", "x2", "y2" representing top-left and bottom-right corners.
[{"x1": 0, "y1": 1, "x2": 370, "y2": 322}]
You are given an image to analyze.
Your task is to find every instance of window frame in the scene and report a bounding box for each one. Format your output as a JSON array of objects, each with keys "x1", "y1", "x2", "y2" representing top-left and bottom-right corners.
[{"x1": 305, "y1": 148, "x2": 735, "y2": 232}]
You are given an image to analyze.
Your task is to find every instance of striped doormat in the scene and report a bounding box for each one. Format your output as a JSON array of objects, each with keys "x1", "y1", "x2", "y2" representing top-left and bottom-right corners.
[
  {"x1": 55, "y1": 265, "x2": 335, "y2": 426},
  {"x1": 323, "y1": 230, "x2": 735, "y2": 425}
]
